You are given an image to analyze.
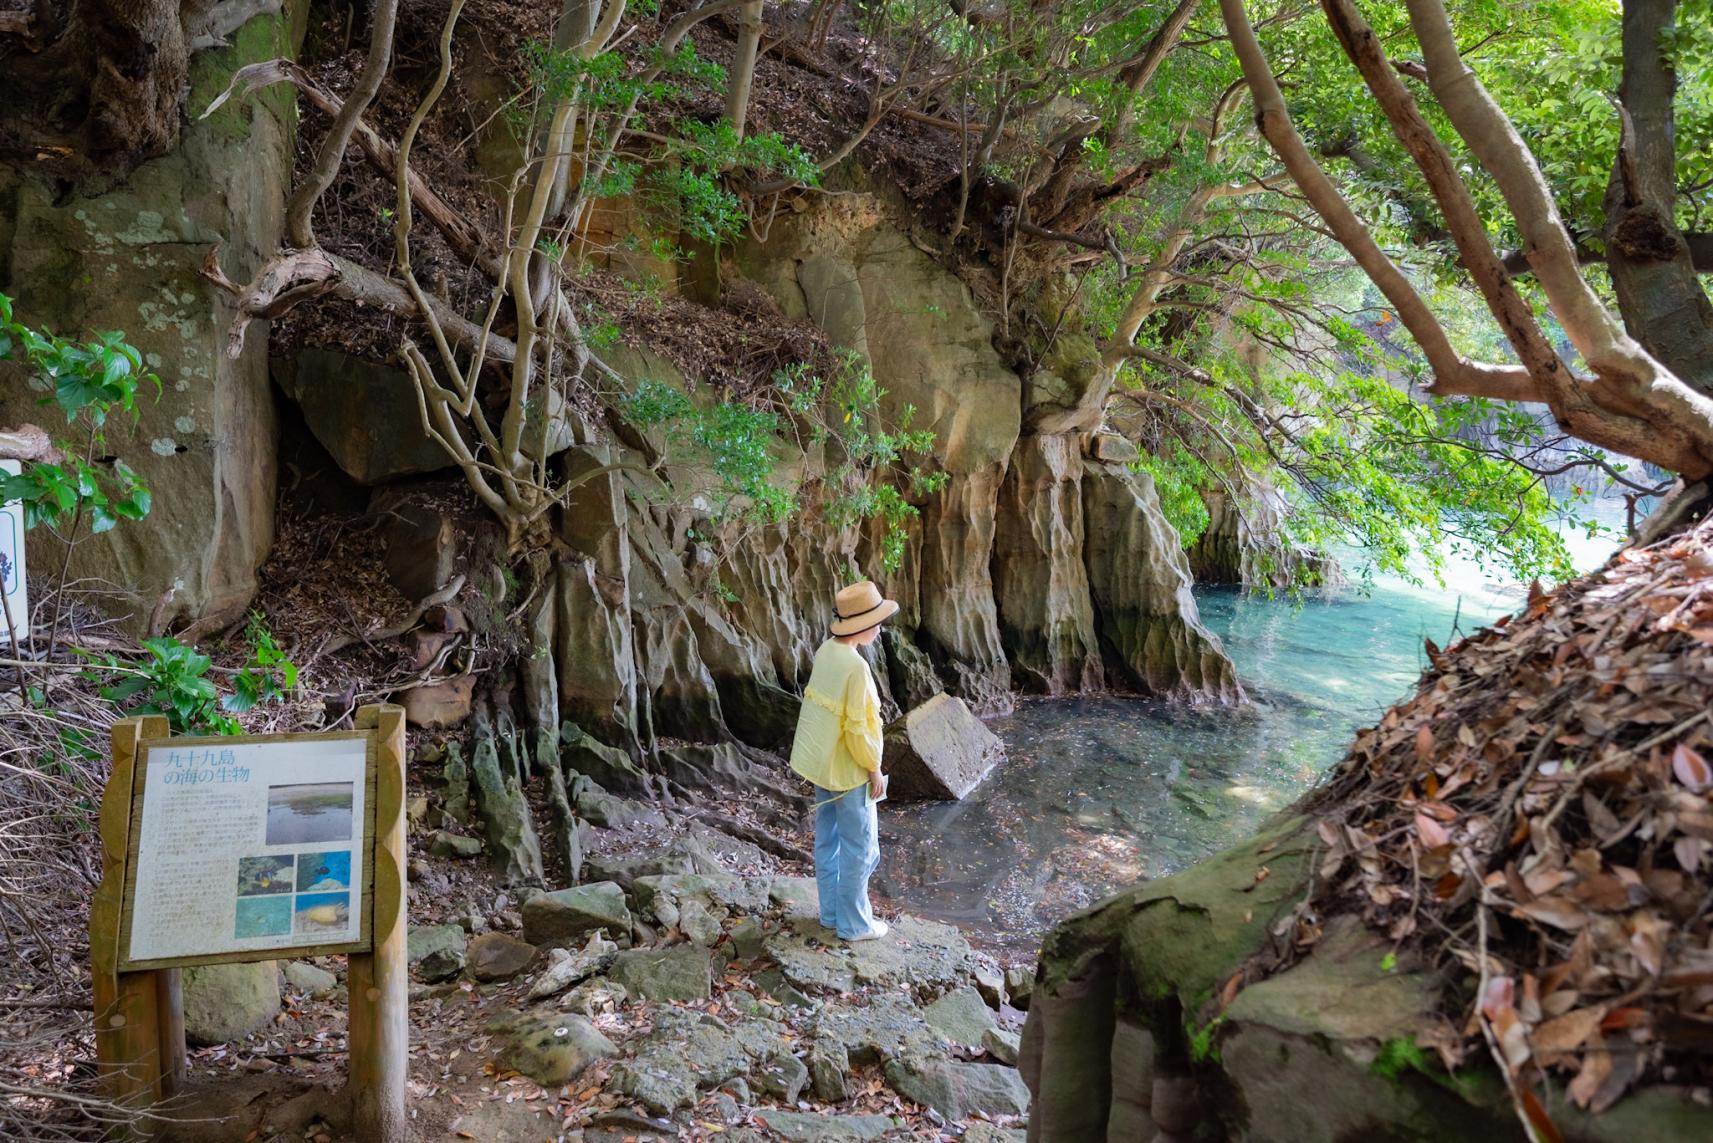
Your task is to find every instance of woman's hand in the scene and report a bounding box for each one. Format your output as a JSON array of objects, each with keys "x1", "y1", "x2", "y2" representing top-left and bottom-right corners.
[{"x1": 869, "y1": 770, "x2": 888, "y2": 800}]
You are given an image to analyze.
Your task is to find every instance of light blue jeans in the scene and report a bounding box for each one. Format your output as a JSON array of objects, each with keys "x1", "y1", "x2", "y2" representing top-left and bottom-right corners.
[{"x1": 814, "y1": 783, "x2": 880, "y2": 938}]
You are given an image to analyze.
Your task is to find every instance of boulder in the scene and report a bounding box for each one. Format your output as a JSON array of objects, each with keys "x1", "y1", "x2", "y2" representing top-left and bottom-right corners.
[
  {"x1": 752, "y1": 1050, "x2": 810, "y2": 1102},
  {"x1": 982, "y1": 1026, "x2": 1021, "y2": 1067},
  {"x1": 372, "y1": 490, "x2": 462, "y2": 599},
  {"x1": 884, "y1": 1055, "x2": 1031, "y2": 1120},
  {"x1": 767, "y1": 915, "x2": 976, "y2": 996},
  {"x1": 496, "y1": 1012, "x2": 616, "y2": 1086},
  {"x1": 466, "y1": 932, "x2": 537, "y2": 982},
  {"x1": 882, "y1": 694, "x2": 1005, "y2": 801},
  {"x1": 751, "y1": 1111, "x2": 897, "y2": 1141},
  {"x1": 923, "y1": 986, "x2": 998, "y2": 1046},
  {"x1": 182, "y1": 961, "x2": 280, "y2": 1046},
  {"x1": 407, "y1": 922, "x2": 467, "y2": 982},
  {"x1": 522, "y1": 881, "x2": 632, "y2": 946},
  {"x1": 607, "y1": 944, "x2": 713, "y2": 1002},
  {"x1": 273, "y1": 348, "x2": 454, "y2": 484},
  {"x1": 609, "y1": 1009, "x2": 784, "y2": 1113},
  {"x1": 808, "y1": 1040, "x2": 851, "y2": 1102},
  {"x1": 428, "y1": 830, "x2": 482, "y2": 859},
  {"x1": 282, "y1": 961, "x2": 338, "y2": 998},
  {"x1": 401, "y1": 675, "x2": 476, "y2": 729},
  {"x1": 526, "y1": 932, "x2": 618, "y2": 1000}
]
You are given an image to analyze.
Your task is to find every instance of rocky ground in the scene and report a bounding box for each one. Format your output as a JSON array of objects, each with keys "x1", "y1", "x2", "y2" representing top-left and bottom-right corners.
[{"x1": 162, "y1": 759, "x2": 1035, "y2": 1143}]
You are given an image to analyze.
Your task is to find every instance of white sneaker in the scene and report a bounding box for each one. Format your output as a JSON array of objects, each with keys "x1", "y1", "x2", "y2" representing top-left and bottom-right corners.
[{"x1": 845, "y1": 920, "x2": 889, "y2": 942}]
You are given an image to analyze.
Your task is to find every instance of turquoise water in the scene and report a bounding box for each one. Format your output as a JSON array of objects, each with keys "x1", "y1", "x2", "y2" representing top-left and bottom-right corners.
[{"x1": 876, "y1": 507, "x2": 1627, "y2": 954}]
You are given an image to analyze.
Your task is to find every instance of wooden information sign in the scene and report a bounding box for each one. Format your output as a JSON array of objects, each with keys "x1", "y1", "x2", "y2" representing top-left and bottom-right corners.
[{"x1": 92, "y1": 706, "x2": 409, "y2": 1141}]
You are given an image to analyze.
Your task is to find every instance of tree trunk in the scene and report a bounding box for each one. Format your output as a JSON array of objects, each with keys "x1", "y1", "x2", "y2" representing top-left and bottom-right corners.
[
  {"x1": 1602, "y1": 0, "x2": 1713, "y2": 396},
  {"x1": 726, "y1": 0, "x2": 764, "y2": 138},
  {"x1": 0, "y1": 0, "x2": 188, "y2": 178}
]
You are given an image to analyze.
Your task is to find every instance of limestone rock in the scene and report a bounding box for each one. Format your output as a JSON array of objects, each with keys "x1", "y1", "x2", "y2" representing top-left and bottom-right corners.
[
  {"x1": 468, "y1": 726, "x2": 545, "y2": 885},
  {"x1": 407, "y1": 922, "x2": 466, "y2": 964},
  {"x1": 275, "y1": 349, "x2": 454, "y2": 484},
  {"x1": 607, "y1": 944, "x2": 712, "y2": 1002},
  {"x1": 466, "y1": 932, "x2": 537, "y2": 982},
  {"x1": 497, "y1": 1012, "x2": 615, "y2": 1087},
  {"x1": 914, "y1": 470, "x2": 1014, "y2": 714},
  {"x1": 0, "y1": 23, "x2": 291, "y2": 637},
  {"x1": 812, "y1": 995, "x2": 943, "y2": 1067},
  {"x1": 808, "y1": 1040, "x2": 851, "y2": 1102},
  {"x1": 526, "y1": 932, "x2": 618, "y2": 1000},
  {"x1": 1004, "y1": 966, "x2": 1034, "y2": 1010},
  {"x1": 767, "y1": 915, "x2": 976, "y2": 996},
  {"x1": 429, "y1": 830, "x2": 482, "y2": 859},
  {"x1": 884, "y1": 1055, "x2": 1030, "y2": 1120},
  {"x1": 883, "y1": 694, "x2": 1004, "y2": 801},
  {"x1": 522, "y1": 881, "x2": 632, "y2": 946},
  {"x1": 923, "y1": 986, "x2": 998, "y2": 1046},
  {"x1": 751, "y1": 1050, "x2": 809, "y2": 1102},
  {"x1": 1086, "y1": 432, "x2": 1139, "y2": 464},
  {"x1": 993, "y1": 433, "x2": 1104, "y2": 693},
  {"x1": 609, "y1": 1009, "x2": 779, "y2": 1113},
  {"x1": 182, "y1": 961, "x2": 280, "y2": 1046},
  {"x1": 283, "y1": 961, "x2": 337, "y2": 998},
  {"x1": 1081, "y1": 462, "x2": 1241, "y2": 702},
  {"x1": 371, "y1": 489, "x2": 462, "y2": 600},
  {"x1": 751, "y1": 1111, "x2": 896, "y2": 1141},
  {"x1": 401, "y1": 675, "x2": 476, "y2": 729},
  {"x1": 982, "y1": 1026, "x2": 1021, "y2": 1066}
]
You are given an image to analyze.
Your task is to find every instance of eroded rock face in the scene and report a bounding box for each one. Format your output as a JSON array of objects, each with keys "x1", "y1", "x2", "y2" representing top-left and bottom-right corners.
[
  {"x1": 0, "y1": 19, "x2": 296, "y2": 634},
  {"x1": 1081, "y1": 461, "x2": 1241, "y2": 702},
  {"x1": 994, "y1": 434, "x2": 1103, "y2": 693}
]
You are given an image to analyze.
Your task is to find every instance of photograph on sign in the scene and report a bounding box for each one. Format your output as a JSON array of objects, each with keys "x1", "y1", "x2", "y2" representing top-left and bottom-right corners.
[{"x1": 125, "y1": 736, "x2": 369, "y2": 964}]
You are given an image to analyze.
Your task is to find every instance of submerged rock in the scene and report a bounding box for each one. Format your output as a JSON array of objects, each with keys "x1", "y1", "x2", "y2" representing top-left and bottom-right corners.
[{"x1": 882, "y1": 693, "x2": 1005, "y2": 801}]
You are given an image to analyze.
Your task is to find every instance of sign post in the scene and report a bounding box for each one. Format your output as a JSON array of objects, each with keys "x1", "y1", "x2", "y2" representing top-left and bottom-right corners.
[
  {"x1": 90, "y1": 705, "x2": 408, "y2": 1139},
  {"x1": 0, "y1": 457, "x2": 26, "y2": 646}
]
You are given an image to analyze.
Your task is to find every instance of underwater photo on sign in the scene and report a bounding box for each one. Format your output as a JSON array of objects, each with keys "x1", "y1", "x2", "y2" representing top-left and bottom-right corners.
[
  {"x1": 295, "y1": 849, "x2": 351, "y2": 893},
  {"x1": 236, "y1": 854, "x2": 294, "y2": 896},
  {"x1": 235, "y1": 896, "x2": 292, "y2": 939},
  {"x1": 293, "y1": 891, "x2": 350, "y2": 935},
  {"x1": 266, "y1": 782, "x2": 353, "y2": 845}
]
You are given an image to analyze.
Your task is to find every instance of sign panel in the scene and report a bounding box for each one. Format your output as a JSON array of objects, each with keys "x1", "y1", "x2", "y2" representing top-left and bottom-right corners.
[
  {"x1": 120, "y1": 733, "x2": 374, "y2": 968},
  {"x1": 0, "y1": 458, "x2": 25, "y2": 645}
]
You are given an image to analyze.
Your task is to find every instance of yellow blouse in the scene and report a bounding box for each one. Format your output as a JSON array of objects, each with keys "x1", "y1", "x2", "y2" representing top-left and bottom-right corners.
[{"x1": 789, "y1": 640, "x2": 883, "y2": 791}]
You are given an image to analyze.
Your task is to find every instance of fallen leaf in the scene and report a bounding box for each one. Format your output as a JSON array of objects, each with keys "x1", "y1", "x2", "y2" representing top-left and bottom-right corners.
[
  {"x1": 1532, "y1": 1007, "x2": 1604, "y2": 1057},
  {"x1": 1672, "y1": 743, "x2": 1711, "y2": 793},
  {"x1": 1416, "y1": 810, "x2": 1452, "y2": 848}
]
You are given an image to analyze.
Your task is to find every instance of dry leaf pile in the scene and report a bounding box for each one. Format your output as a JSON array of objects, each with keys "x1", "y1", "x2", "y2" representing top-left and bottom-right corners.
[{"x1": 1274, "y1": 511, "x2": 1713, "y2": 1122}]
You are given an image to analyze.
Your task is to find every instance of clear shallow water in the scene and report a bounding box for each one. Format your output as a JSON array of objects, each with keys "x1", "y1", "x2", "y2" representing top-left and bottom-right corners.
[{"x1": 876, "y1": 507, "x2": 1627, "y2": 955}]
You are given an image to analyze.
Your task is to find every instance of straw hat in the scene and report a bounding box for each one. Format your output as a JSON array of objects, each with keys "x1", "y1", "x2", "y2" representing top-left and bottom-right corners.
[{"x1": 830, "y1": 580, "x2": 899, "y2": 637}]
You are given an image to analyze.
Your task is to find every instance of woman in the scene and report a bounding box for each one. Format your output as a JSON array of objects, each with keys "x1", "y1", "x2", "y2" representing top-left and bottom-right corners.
[{"x1": 789, "y1": 579, "x2": 896, "y2": 942}]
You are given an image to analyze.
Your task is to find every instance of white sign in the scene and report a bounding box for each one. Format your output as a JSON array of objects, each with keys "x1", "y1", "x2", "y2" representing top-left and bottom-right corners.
[
  {"x1": 0, "y1": 459, "x2": 25, "y2": 646},
  {"x1": 126, "y1": 736, "x2": 369, "y2": 964}
]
